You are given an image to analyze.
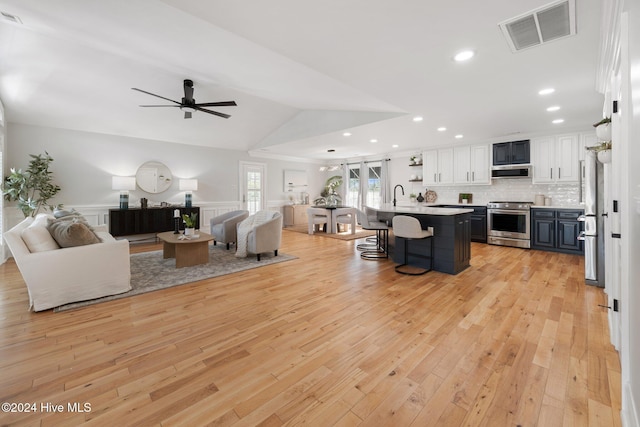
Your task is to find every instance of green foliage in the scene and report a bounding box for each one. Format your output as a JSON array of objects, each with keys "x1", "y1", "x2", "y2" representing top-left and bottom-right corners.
[
  {"x1": 2, "y1": 152, "x2": 61, "y2": 217},
  {"x1": 592, "y1": 117, "x2": 611, "y2": 127},
  {"x1": 586, "y1": 141, "x2": 612, "y2": 152},
  {"x1": 320, "y1": 175, "x2": 343, "y2": 198},
  {"x1": 182, "y1": 212, "x2": 198, "y2": 228}
]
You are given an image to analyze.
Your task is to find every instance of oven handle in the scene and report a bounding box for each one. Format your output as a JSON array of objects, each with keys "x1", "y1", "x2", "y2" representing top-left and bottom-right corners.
[{"x1": 488, "y1": 209, "x2": 530, "y2": 215}]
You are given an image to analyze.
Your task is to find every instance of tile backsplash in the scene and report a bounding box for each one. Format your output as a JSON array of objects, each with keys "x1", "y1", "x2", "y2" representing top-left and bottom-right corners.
[{"x1": 422, "y1": 179, "x2": 581, "y2": 207}]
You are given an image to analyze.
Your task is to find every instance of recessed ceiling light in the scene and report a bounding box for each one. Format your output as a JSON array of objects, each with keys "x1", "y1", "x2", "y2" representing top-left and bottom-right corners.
[
  {"x1": 454, "y1": 50, "x2": 475, "y2": 62},
  {"x1": 343, "y1": 132, "x2": 351, "y2": 137},
  {"x1": 552, "y1": 119, "x2": 565, "y2": 124},
  {"x1": 413, "y1": 116, "x2": 423, "y2": 122},
  {"x1": 539, "y1": 88, "x2": 555, "y2": 95},
  {"x1": 392, "y1": 144, "x2": 399, "y2": 148},
  {"x1": 437, "y1": 127, "x2": 447, "y2": 132},
  {"x1": 547, "y1": 106, "x2": 560, "y2": 112},
  {"x1": 370, "y1": 139, "x2": 378, "y2": 143},
  {"x1": 455, "y1": 134, "x2": 464, "y2": 139}
]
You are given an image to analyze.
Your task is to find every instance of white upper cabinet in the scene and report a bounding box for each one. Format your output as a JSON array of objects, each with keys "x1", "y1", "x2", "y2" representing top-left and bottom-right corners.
[
  {"x1": 532, "y1": 134, "x2": 581, "y2": 183},
  {"x1": 423, "y1": 148, "x2": 454, "y2": 186},
  {"x1": 454, "y1": 146, "x2": 470, "y2": 184},
  {"x1": 532, "y1": 137, "x2": 555, "y2": 183},
  {"x1": 454, "y1": 144, "x2": 490, "y2": 185}
]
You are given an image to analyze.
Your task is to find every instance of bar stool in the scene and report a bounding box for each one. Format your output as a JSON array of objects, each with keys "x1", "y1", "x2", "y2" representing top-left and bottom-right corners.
[
  {"x1": 356, "y1": 209, "x2": 389, "y2": 260},
  {"x1": 363, "y1": 206, "x2": 382, "y2": 245},
  {"x1": 392, "y1": 215, "x2": 434, "y2": 275}
]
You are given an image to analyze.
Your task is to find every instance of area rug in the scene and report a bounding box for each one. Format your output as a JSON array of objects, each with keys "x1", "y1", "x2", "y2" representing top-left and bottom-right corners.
[
  {"x1": 54, "y1": 246, "x2": 297, "y2": 312},
  {"x1": 283, "y1": 224, "x2": 376, "y2": 241}
]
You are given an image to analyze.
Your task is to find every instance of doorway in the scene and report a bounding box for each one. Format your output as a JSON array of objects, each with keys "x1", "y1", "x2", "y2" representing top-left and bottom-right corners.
[{"x1": 239, "y1": 161, "x2": 266, "y2": 215}]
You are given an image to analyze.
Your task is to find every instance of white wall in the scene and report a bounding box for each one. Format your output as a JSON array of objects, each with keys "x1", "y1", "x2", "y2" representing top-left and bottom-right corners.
[{"x1": 3, "y1": 123, "x2": 325, "y2": 228}]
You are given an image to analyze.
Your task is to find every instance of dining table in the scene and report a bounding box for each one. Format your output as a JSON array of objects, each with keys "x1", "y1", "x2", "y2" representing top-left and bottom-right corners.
[{"x1": 311, "y1": 205, "x2": 349, "y2": 234}]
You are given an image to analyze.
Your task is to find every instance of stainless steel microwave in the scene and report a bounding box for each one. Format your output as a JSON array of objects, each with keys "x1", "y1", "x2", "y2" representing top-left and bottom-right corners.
[{"x1": 491, "y1": 164, "x2": 531, "y2": 179}]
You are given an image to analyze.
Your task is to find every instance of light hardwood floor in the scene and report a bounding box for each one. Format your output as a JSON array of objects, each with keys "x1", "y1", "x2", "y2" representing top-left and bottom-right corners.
[{"x1": 0, "y1": 230, "x2": 621, "y2": 426}]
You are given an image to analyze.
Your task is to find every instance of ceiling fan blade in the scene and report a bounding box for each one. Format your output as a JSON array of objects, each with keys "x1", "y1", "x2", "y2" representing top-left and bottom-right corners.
[
  {"x1": 194, "y1": 101, "x2": 237, "y2": 107},
  {"x1": 183, "y1": 79, "x2": 194, "y2": 103},
  {"x1": 194, "y1": 106, "x2": 231, "y2": 119},
  {"x1": 139, "y1": 104, "x2": 179, "y2": 107},
  {"x1": 132, "y1": 88, "x2": 180, "y2": 105},
  {"x1": 184, "y1": 111, "x2": 192, "y2": 119}
]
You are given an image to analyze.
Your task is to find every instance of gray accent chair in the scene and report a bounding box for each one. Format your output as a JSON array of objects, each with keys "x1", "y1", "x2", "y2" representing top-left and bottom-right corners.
[
  {"x1": 243, "y1": 211, "x2": 283, "y2": 261},
  {"x1": 210, "y1": 210, "x2": 249, "y2": 250}
]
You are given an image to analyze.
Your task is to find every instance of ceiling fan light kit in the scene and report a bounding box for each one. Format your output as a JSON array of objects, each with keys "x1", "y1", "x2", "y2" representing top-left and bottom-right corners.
[{"x1": 132, "y1": 79, "x2": 236, "y2": 119}]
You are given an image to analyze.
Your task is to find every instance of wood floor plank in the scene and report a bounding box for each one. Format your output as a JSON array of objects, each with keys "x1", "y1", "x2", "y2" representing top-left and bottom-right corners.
[{"x1": 0, "y1": 233, "x2": 622, "y2": 426}]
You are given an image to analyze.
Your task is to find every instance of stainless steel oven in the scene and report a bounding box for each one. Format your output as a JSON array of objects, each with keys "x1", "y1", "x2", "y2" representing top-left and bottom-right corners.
[{"x1": 487, "y1": 201, "x2": 532, "y2": 248}]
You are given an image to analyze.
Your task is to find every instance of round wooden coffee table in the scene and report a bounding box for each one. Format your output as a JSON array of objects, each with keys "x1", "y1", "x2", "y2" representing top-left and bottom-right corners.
[{"x1": 156, "y1": 231, "x2": 214, "y2": 268}]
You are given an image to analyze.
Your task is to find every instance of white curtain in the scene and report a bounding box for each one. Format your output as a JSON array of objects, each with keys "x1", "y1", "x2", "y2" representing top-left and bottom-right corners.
[
  {"x1": 341, "y1": 164, "x2": 349, "y2": 205},
  {"x1": 358, "y1": 161, "x2": 367, "y2": 208},
  {"x1": 380, "y1": 159, "x2": 391, "y2": 205}
]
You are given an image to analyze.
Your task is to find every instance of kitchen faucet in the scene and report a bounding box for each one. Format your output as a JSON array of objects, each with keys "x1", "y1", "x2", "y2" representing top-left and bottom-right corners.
[{"x1": 393, "y1": 184, "x2": 405, "y2": 207}]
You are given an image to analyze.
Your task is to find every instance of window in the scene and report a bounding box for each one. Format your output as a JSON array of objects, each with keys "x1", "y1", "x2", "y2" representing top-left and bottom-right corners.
[
  {"x1": 366, "y1": 162, "x2": 382, "y2": 208},
  {"x1": 346, "y1": 161, "x2": 382, "y2": 208},
  {"x1": 346, "y1": 165, "x2": 360, "y2": 207},
  {"x1": 246, "y1": 170, "x2": 262, "y2": 214}
]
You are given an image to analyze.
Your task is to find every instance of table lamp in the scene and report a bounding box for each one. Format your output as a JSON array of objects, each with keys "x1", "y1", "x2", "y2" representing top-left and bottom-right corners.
[
  {"x1": 179, "y1": 179, "x2": 198, "y2": 207},
  {"x1": 112, "y1": 176, "x2": 136, "y2": 209}
]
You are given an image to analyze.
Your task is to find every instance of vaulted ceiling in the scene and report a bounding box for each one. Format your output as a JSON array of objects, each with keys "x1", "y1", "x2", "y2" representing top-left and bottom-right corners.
[{"x1": 0, "y1": 0, "x2": 604, "y2": 161}]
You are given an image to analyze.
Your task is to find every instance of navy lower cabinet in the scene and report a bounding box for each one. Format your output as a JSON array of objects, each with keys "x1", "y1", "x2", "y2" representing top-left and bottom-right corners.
[
  {"x1": 531, "y1": 208, "x2": 584, "y2": 254},
  {"x1": 443, "y1": 205, "x2": 486, "y2": 243},
  {"x1": 531, "y1": 210, "x2": 556, "y2": 249},
  {"x1": 387, "y1": 212, "x2": 472, "y2": 275}
]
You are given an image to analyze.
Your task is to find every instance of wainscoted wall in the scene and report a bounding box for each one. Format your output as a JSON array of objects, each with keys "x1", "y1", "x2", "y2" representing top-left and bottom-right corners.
[
  {"x1": 3, "y1": 199, "x2": 286, "y2": 247},
  {"x1": 417, "y1": 179, "x2": 582, "y2": 206}
]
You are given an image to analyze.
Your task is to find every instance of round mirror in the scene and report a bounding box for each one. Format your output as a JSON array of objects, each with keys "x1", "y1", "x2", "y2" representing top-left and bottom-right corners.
[{"x1": 136, "y1": 161, "x2": 173, "y2": 193}]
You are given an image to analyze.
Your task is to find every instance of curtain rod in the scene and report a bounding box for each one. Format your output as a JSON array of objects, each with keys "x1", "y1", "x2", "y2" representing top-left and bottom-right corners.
[{"x1": 342, "y1": 158, "x2": 391, "y2": 166}]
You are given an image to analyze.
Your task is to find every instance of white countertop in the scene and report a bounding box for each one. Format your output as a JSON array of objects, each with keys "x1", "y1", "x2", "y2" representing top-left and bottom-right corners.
[
  {"x1": 530, "y1": 205, "x2": 584, "y2": 210},
  {"x1": 377, "y1": 203, "x2": 474, "y2": 215}
]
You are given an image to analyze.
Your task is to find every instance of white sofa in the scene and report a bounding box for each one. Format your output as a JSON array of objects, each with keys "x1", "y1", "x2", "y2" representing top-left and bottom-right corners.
[{"x1": 3, "y1": 214, "x2": 131, "y2": 311}]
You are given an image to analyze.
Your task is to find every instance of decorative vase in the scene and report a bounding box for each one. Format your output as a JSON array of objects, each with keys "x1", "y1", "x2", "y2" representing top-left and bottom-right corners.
[
  {"x1": 597, "y1": 150, "x2": 612, "y2": 164},
  {"x1": 596, "y1": 123, "x2": 611, "y2": 141},
  {"x1": 184, "y1": 227, "x2": 195, "y2": 236},
  {"x1": 416, "y1": 193, "x2": 425, "y2": 203}
]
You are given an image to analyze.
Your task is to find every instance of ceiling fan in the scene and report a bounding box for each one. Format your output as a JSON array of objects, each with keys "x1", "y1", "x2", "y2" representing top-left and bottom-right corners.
[{"x1": 132, "y1": 79, "x2": 237, "y2": 119}]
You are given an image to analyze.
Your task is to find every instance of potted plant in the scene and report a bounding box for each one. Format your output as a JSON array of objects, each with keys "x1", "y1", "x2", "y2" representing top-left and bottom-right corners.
[
  {"x1": 2, "y1": 152, "x2": 62, "y2": 217},
  {"x1": 182, "y1": 212, "x2": 198, "y2": 235},
  {"x1": 587, "y1": 141, "x2": 612, "y2": 163},
  {"x1": 593, "y1": 117, "x2": 611, "y2": 141},
  {"x1": 320, "y1": 175, "x2": 343, "y2": 206},
  {"x1": 459, "y1": 193, "x2": 473, "y2": 204}
]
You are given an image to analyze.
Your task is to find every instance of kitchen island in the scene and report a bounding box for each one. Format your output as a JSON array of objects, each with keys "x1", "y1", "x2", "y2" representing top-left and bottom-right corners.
[{"x1": 375, "y1": 204, "x2": 474, "y2": 275}]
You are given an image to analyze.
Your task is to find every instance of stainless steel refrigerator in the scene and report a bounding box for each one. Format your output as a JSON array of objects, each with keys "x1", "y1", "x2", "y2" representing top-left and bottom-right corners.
[{"x1": 578, "y1": 150, "x2": 605, "y2": 287}]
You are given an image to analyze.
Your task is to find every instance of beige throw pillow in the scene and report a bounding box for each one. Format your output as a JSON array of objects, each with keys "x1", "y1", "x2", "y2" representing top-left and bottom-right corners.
[
  {"x1": 47, "y1": 217, "x2": 101, "y2": 248},
  {"x1": 21, "y1": 224, "x2": 60, "y2": 252}
]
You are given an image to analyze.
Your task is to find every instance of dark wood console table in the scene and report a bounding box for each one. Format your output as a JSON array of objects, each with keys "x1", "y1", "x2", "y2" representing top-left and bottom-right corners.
[{"x1": 109, "y1": 207, "x2": 200, "y2": 237}]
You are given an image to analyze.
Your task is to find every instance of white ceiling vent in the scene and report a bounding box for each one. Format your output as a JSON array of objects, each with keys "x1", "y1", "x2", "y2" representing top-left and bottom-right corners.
[{"x1": 499, "y1": 0, "x2": 575, "y2": 52}]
